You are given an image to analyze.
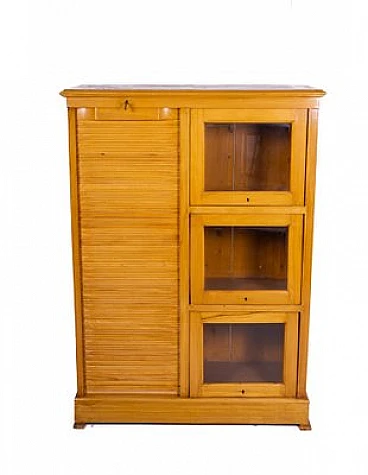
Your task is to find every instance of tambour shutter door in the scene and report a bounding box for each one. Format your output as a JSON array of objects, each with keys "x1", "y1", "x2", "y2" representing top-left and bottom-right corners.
[{"x1": 76, "y1": 108, "x2": 180, "y2": 395}]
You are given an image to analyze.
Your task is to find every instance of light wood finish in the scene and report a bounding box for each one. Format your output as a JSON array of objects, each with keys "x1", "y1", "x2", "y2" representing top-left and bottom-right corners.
[
  {"x1": 297, "y1": 109, "x2": 319, "y2": 398},
  {"x1": 190, "y1": 312, "x2": 298, "y2": 398},
  {"x1": 68, "y1": 107, "x2": 86, "y2": 397},
  {"x1": 179, "y1": 108, "x2": 190, "y2": 397},
  {"x1": 191, "y1": 109, "x2": 307, "y2": 206},
  {"x1": 191, "y1": 214, "x2": 303, "y2": 305},
  {"x1": 65, "y1": 96, "x2": 322, "y2": 110},
  {"x1": 75, "y1": 395, "x2": 309, "y2": 425},
  {"x1": 200, "y1": 383, "x2": 285, "y2": 398},
  {"x1": 77, "y1": 112, "x2": 180, "y2": 395},
  {"x1": 95, "y1": 106, "x2": 178, "y2": 121},
  {"x1": 190, "y1": 206, "x2": 306, "y2": 215},
  {"x1": 61, "y1": 86, "x2": 325, "y2": 110},
  {"x1": 62, "y1": 85, "x2": 324, "y2": 427},
  {"x1": 190, "y1": 304, "x2": 303, "y2": 312},
  {"x1": 299, "y1": 421, "x2": 312, "y2": 431}
]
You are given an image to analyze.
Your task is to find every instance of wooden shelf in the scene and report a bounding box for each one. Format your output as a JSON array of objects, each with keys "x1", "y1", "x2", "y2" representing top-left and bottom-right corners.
[
  {"x1": 204, "y1": 361, "x2": 283, "y2": 383},
  {"x1": 205, "y1": 277, "x2": 287, "y2": 291}
]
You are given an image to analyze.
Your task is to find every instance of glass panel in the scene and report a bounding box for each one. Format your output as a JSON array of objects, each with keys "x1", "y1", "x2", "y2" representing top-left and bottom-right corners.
[
  {"x1": 205, "y1": 123, "x2": 291, "y2": 191},
  {"x1": 204, "y1": 323, "x2": 284, "y2": 383},
  {"x1": 204, "y1": 226, "x2": 288, "y2": 291}
]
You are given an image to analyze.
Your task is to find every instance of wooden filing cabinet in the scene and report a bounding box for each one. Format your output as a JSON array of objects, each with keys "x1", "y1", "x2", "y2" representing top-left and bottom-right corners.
[{"x1": 61, "y1": 85, "x2": 325, "y2": 429}]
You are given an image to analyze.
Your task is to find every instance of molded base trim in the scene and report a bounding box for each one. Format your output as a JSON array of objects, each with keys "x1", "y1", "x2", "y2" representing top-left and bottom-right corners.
[{"x1": 75, "y1": 395, "x2": 309, "y2": 426}]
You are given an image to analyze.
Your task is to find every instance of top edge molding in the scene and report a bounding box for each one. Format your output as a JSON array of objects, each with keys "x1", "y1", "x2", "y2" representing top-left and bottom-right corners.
[{"x1": 61, "y1": 84, "x2": 326, "y2": 98}]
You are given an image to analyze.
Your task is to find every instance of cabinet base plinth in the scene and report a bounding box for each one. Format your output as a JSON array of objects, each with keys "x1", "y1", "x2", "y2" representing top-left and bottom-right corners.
[
  {"x1": 75, "y1": 396, "x2": 309, "y2": 426},
  {"x1": 298, "y1": 421, "x2": 312, "y2": 431}
]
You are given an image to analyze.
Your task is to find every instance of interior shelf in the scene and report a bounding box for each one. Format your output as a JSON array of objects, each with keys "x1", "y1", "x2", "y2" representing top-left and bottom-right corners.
[
  {"x1": 205, "y1": 277, "x2": 287, "y2": 291},
  {"x1": 204, "y1": 361, "x2": 283, "y2": 383}
]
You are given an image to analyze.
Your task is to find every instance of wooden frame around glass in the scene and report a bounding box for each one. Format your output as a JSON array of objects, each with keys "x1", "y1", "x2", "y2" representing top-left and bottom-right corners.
[
  {"x1": 190, "y1": 109, "x2": 307, "y2": 206},
  {"x1": 191, "y1": 214, "x2": 303, "y2": 305},
  {"x1": 190, "y1": 312, "x2": 299, "y2": 398}
]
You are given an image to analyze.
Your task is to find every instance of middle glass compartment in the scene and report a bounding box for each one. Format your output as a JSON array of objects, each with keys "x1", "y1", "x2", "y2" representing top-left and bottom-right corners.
[
  {"x1": 204, "y1": 225, "x2": 288, "y2": 292},
  {"x1": 191, "y1": 214, "x2": 303, "y2": 305}
]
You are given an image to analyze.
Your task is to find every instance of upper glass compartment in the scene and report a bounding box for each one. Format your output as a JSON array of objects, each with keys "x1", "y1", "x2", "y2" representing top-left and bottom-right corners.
[
  {"x1": 205, "y1": 123, "x2": 291, "y2": 192},
  {"x1": 190, "y1": 109, "x2": 307, "y2": 206}
]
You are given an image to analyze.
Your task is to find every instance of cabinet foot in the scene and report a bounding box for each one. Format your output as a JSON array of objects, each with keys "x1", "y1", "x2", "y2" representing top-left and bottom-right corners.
[
  {"x1": 73, "y1": 422, "x2": 87, "y2": 430},
  {"x1": 298, "y1": 421, "x2": 312, "y2": 431}
]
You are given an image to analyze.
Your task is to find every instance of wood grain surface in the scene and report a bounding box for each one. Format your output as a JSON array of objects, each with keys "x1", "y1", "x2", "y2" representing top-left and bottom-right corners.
[
  {"x1": 77, "y1": 111, "x2": 180, "y2": 395},
  {"x1": 62, "y1": 85, "x2": 323, "y2": 427}
]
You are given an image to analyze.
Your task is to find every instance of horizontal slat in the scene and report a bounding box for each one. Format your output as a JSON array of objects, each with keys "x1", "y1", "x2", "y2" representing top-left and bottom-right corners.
[
  {"x1": 83, "y1": 298, "x2": 178, "y2": 306},
  {"x1": 79, "y1": 147, "x2": 177, "y2": 155},
  {"x1": 84, "y1": 318, "x2": 178, "y2": 327},
  {"x1": 95, "y1": 107, "x2": 178, "y2": 121},
  {"x1": 78, "y1": 138, "x2": 177, "y2": 146},
  {"x1": 78, "y1": 133, "x2": 178, "y2": 142},
  {"x1": 85, "y1": 344, "x2": 178, "y2": 352},
  {"x1": 83, "y1": 305, "x2": 178, "y2": 316},
  {"x1": 79, "y1": 168, "x2": 178, "y2": 178},
  {"x1": 79, "y1": 153, "x2": 178, "y2": 160},
  {"x1": 81, "y1": 233, "x2": 176, "y2": 245},
  {"x1": 83, "y1": 276, "x2": 178, "y2": 284},
  {"x1": 85, "y1": 386, "x2": 178, "y2": 395},
  {"x1": 82, "y1": 262, "x2": 177, "y2": 270},
  {"x1": 86, "y1": 368, "x2": 178, "y2": 379},
  {"x1": 83, "y1": 283, "x2": 177, "y2": 292},
  {"x1": 78, "y1": 119, "x2": 179, "y2": 129},
  {"x1": 81, "y1": 216, "x2": 177, "y2": 226},
  {"x1": 80, "y1": 208, "x2": 177, "y2": 216}
]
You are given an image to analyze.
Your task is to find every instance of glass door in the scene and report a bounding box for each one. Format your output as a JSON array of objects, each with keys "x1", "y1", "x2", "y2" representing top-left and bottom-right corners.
[
  {"x1": 191, "y1": 109, "x2": 307, "y2": 206},
  {"x1": 191, "y1": 214, "x2": 303, "y2": 305},
  {"x1": 190, "y1": 312, "x2": 298, "y2": 397}
]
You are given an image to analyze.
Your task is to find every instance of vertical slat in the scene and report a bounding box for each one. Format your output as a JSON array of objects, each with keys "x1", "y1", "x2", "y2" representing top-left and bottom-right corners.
[
  {"x1": 68, "y1": 107, "x2": 85, "y2": 396},
  {"x1": 190, "y1": 215, "x2": 205, "y2": 304},
  {"x1": 190, "y1": 312, "x2": 202, "y2": 397},
  {"x1": 284, "y1": 313, "x2": 299, "y2": 397},
  {"x1": 297, "y1": 109, "x2": 319, "y2": 397},
  {"x1": 190, "y1": 109, "x2": 204, "y2": 205},
  {"x1": 288, "y1": 215, "x2": 304, "y2": 304},
  {"x1": 179, "y1": 108, "x2": 190, "y2": 397},
  {"x1": 290, "y1": 110, "x2": 308, "y2": 205}
]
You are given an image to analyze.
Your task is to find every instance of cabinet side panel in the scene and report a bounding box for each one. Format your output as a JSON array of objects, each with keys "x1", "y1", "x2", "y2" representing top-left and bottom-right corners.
[
  {"x1": 68, "y1": 108, "x2": 85, "y2": 396},
  {"x1": 298, "y1": 108, "x2": 319, "y2": 397},
  {"x1": 77, "y1": 113, "x2": 180, "y2": 395}
]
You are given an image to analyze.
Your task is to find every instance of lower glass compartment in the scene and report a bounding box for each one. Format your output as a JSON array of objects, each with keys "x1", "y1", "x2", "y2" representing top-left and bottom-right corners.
[{"x1": 203, "y1": 323, "x2": 284, "y2": 384}]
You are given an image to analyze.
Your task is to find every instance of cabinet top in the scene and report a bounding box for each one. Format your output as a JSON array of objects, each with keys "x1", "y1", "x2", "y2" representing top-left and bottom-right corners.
[{"x1": 61, "y1": 84, "x2": 325, "y2": 97}]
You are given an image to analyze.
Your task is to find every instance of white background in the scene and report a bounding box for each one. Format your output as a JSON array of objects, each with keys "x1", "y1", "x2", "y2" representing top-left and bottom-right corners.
[{"x1": 1, "y1": 0, "x2": 368, "y2": 474}]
